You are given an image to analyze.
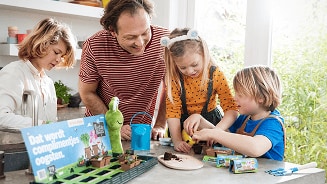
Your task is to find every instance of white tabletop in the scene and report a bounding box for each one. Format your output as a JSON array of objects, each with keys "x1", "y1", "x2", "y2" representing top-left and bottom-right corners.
[
  {"x1": 1, "y1": 141, "x2": 325, "y2": 184},
  {"x1": 125, "y1": 141, "x2": 325, "y2": 184}
]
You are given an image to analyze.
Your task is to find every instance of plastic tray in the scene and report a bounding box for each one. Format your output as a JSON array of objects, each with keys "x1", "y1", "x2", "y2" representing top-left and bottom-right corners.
[
  {"x1": 100, "y1": 155, "x2": 158, "y2": 184},
  {"x1": 30, "y1": 155, "x2": 158, "y2": 184}
]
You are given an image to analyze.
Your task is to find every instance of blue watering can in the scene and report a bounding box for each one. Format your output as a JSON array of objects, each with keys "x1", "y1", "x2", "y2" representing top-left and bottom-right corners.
[{"x1": 130, "y1": 112, "x2": 153, "y2": 151}]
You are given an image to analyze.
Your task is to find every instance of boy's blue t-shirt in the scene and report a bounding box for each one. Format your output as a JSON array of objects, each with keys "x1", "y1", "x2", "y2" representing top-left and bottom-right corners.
[{"x1": 229, "y1": 109, "x2": 285, "y2": 161}]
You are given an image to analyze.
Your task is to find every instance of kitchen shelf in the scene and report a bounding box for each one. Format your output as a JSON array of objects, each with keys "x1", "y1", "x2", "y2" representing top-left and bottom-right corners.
[
  {"x1": 0, "y1": 44, "x2": 82, "y2": 60},
  {"x1": 0, "y1": 0, "x2": 104, "y2": 21},
  {"x1": 0, "y1": 44, "x2": 18, "y2": 56}
]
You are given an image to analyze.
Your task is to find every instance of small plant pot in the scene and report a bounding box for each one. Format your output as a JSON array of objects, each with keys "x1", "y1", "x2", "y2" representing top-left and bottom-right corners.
[
  {"x1": 121, "y1": 164, "x2": 130, "y2": 171},
  {"x1": 121, "y1": 162, "x2": 135, "y2": 171},
  {"x1": 134, "y1": 160, "x2": 141, "y2": 166},
  {"x1": 90, "y1": 159, "x2": 105, "y2": 168},
  {"x1": 104, "y1": 156, "x2": 111, "y2": 166},
  {"x1": 90, "y1": 156, "x2": 111, "y2": 168},
  {"x1": 193, "y1": 143, "x2": 203, "y2": 154}
]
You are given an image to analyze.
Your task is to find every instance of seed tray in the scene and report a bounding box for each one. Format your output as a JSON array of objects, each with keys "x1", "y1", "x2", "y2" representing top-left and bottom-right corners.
[{"x1": 30, "y1": 155, "x2": 157, "y2": 184}]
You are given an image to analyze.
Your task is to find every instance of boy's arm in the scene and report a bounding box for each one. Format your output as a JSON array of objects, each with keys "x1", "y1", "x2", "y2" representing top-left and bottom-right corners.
[{"x1": 215, "y1": 110, "x2": 238, "y2": 130}]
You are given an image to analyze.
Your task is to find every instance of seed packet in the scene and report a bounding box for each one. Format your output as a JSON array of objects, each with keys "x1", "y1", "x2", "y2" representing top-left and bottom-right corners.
[
  {"x1": 205, "y1": 146, "x2": 233, "y2": 156},
  {"x1": 216, "y1": 155, "x2": 244, "y2": 168},
  {"x1": 229, "y1": 158, "x2": 258, "y2": 173}
]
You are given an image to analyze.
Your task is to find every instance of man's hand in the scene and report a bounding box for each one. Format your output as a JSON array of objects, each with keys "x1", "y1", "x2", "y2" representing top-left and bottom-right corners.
[{"x1": 120, "y1": 125, "x2": 131, "y2": 140}]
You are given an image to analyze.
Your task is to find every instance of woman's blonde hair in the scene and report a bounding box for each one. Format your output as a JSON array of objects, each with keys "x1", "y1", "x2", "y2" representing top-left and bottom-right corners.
[
  {"x1": 164, "y1": 28, "x2": 216, "y2": 104},
  {"x1": 18, "y1": 18, "x2": 76, "y2": 68},
  {"x1": 233, "y1": 66, "x2": 282, "y2": 111}
]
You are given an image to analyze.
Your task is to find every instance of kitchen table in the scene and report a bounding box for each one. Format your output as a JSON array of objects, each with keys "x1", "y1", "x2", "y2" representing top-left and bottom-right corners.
[{"x1": 1, "y1": 141, "x2": 325, "y2": 184}]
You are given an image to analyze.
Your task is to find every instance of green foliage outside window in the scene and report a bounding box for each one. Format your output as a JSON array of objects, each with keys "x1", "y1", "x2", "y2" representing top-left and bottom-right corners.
[
  {"x1": 197, "y1": 0, "x2": 327, "y2": 178},
  {"x1": 213, "y1": 35, "x2": 327, "y2": 181},
  {"x1": 272, "y1": 19, "x2": 327, "y2": 178}
]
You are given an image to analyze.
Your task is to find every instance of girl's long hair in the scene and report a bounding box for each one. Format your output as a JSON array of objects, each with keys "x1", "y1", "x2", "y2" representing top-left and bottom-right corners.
[{"x1": 164, "y1": 28, "x2": 217, "y2": 104}]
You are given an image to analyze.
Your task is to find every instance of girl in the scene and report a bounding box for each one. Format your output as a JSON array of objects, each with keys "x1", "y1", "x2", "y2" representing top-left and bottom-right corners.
[
  {"x1": 191, "y1": 66, "x2": 285, "y2": 161},
  {"x1": 0, "y1": 18, "x2": 76, "y2": 144},
  {"x1": 161, "y1": 28, "x2": 238, "y2": 153}
]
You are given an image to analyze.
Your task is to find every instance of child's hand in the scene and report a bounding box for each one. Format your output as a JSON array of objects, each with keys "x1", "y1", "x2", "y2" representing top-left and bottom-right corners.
[
  {"x1": 192, "y1": 129, "x2": 209, "y2": 141},
  {"x1": 192, "y1": 128, "x2": 220, "y2": 142},
  {"x1": 183, "y1": 114, "x2": 202, "y2": 136},
  {"x1": 174, "y1": 140, "x2": 192, "y2": 153},
  {"x1": 151, "y1": 126, "x2": 165, "y2": 140}
]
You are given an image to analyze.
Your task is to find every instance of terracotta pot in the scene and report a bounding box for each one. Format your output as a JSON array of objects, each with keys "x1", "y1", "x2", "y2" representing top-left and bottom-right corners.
[{"x1": 17, "y1": 34, "x2": 27, "y2": 44}]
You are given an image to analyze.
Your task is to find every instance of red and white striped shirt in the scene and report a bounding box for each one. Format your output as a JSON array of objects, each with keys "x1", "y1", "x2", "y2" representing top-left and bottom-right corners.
[{"x1": 79, "y1": 25, "x2": 169, "y2": 125}]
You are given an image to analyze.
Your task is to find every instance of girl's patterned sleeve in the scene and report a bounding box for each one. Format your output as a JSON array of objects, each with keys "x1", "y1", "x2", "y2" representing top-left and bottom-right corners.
[{"x1": 213, "y1": 67, "x2": 238, "y2": 112}]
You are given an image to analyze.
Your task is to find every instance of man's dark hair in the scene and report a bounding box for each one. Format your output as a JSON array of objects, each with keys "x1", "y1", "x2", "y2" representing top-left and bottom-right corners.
[{"x1": 100, "y1": 0, "x2": 154, "y2": 32}]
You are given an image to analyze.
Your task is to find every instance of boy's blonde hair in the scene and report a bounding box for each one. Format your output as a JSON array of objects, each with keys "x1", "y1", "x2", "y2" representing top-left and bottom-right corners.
[
  {"x1": 18, "y1": 18, "x2": 76, "y2": 68},
  {"x1": 233, "y1": 66, "x2": 282, "y2": 111},
  {"x1": 164, "y1": 28, "x2": 216, "y2": 103}
]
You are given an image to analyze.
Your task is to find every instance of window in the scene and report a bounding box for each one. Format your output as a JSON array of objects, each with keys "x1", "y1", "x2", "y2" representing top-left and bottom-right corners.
[
  {"x1": 192, "y1": 0, "x2": 327, "y2": 172},
  {"x1": 194, "y1": 0, "x2": 246, "y2": 83},
  {"x1": 271, "y1": 0, "x2": 327, "y2": 121}
]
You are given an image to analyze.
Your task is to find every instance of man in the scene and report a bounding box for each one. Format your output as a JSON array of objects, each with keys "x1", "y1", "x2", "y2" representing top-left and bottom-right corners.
[{"x1": 79, "y1": 0, "x2": 169, "y2": 140}]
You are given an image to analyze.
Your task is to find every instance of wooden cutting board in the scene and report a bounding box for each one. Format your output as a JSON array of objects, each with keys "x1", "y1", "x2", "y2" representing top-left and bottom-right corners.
[{"x1": 158, "y1": 154, "x2": 204, "y2": 170}]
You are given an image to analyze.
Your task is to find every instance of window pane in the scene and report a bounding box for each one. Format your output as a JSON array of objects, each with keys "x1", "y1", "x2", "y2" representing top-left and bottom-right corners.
[
  {"x1": 194, "y1": 0, "x2": 247, "y2": 83},
  {"x1": 271, "y1": 0, "x2": 327, "y2": 120},
  {"x1": 271, "y1": 0, "x2": 327, "y2": 172}
]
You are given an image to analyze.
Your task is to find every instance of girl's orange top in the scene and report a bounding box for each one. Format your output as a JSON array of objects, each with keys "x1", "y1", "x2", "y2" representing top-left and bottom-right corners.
[{"x1": 166, "y1": 67, "x2": 238, "y2": 119}]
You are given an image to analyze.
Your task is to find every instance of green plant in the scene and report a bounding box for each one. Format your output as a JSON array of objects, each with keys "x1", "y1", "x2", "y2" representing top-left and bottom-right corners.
[
  {"x1": 54, "y1": 80, "x2": 72, "y2": 104},
  {"x1": 271, "y1": 2, "x2": 327, "y2": 178},
  {"x1": 272, "y1": 34, "x2": 327, "y2": 179},
  {"x1": 80, "y1": 133, "x2": 90, "y2": 148}
]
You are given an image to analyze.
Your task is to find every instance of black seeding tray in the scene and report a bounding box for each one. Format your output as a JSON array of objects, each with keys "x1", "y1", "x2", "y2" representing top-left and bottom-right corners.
[{"x1": 30, "y1": 155, "x2": 158, "y2": 184}]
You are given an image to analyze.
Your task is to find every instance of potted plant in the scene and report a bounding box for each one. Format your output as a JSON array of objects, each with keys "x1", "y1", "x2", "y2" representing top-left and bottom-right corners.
[
  {"x1": 90, "y1": 155, "x2": 111, "y2": 168},
  {"x1": 54, "y1": 80, "x2": 72, "y2": 105},
  {"x1": 119, "y1": 154, "x2": 141, "y2": 171}
]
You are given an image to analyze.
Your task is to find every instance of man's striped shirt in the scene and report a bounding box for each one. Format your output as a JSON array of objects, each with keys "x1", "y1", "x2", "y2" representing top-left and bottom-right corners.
[{"x1": 79, "y1": 25, "x2": 169, "y2": 125}]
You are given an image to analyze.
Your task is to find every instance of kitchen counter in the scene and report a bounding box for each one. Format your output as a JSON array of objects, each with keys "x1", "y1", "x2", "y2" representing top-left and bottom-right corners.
[
  {"x1": 1, "y1": 141, "x2": 325, "y2": 184},
  {"x1": 57, "y1": 106, "x2": 86, "y2": 121}
]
